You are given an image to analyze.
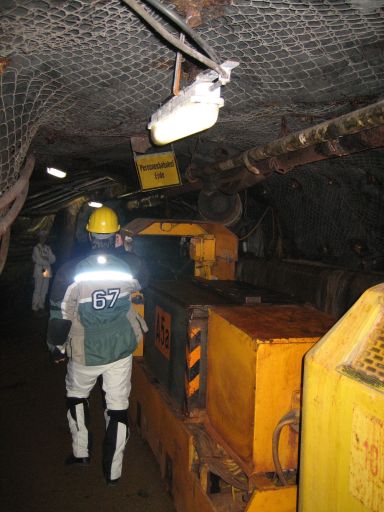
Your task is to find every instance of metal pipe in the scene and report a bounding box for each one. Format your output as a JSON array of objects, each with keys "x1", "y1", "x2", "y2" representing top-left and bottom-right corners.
[
  {"x1": 248, "y1": 100, "x2": 384, "y2": 161},
  {"x1": 26, "y1": 177, "x2": 111, "y2": 202},
  {"x1": 0, "y1": 154, "x2": 35, "y2": 209},
  {"x1": 24, "y1": 190, "x2": 83, "y2": 210},
  {"x1": 267, "y1": 126, "x2": 384, "y2": 173},
  {"x1": 220, "y1": 124, "x2": 384, "y2": 193},
  {"x1": 25, "y1": 177, "x2": 114, "y2": 210},
  {"x1": 172, "y1": 34, "x2": 185, "y2": 96},
  {"x1": 190, "y1": 99, "x2": 384, "y2": 180},
  {"x1": 0, "y1": 182, "x2": 29, "y2": 236}
]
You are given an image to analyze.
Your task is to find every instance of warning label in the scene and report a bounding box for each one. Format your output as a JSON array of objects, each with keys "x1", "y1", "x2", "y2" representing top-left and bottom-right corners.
[{"x1": 135, "y1": 151, "x2": 181, "y2": 191}]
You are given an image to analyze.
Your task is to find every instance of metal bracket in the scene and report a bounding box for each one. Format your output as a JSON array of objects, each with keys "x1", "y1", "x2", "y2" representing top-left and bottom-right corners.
[{"x1": 196, "y1": 60, "x2": 239, "y2": 85}]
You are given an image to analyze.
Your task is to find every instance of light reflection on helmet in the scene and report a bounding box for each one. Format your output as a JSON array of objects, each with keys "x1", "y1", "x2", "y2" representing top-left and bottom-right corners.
[{"x1": 86, "y1": 206, "x2": 120, "y2": 234}]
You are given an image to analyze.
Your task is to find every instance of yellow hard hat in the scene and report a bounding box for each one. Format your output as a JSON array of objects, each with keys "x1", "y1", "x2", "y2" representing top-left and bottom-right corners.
[{"x1": 86, "y1": 206, "x2": 120, "y2": 234}]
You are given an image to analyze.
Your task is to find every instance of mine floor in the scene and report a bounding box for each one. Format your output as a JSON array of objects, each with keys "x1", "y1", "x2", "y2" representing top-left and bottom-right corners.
[{"x1": 0, "y1": 311, "x2": 175, "y2": 512}]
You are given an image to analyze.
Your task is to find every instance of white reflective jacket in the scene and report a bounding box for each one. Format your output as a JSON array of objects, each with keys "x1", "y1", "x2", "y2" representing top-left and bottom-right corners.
[{"x1": 32, "y1": 243, "x2": 56, "y2": 279}]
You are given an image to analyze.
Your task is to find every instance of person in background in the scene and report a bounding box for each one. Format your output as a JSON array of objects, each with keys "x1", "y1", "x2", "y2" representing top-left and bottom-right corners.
[
  {"x1": 32, "y1": 230, "x2": 56, "y2": 312},
  {"x1": 115, "y1": 231, "x2": 149, "y2": 290},
  {"x1": 46, "y1": 206, "x2": 147, "y2": 486}
]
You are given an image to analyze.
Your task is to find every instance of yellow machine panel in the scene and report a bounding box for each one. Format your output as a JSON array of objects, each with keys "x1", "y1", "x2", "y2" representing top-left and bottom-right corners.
[
  {"x1": 299, "y1": 283, "x2": 384, "y2": 512},
  {"x1": 130, "y1": 359, "x2": 224, "y2": 512},
  {"x1": 205, "y1": 305, "x2": 334, "y2": 476},
  {"x1": 130, "y1": 358, "x2": 299, "y2": 512},
  {"x1": 123, "y1": 218, "x2": 238, "y2": 280}
]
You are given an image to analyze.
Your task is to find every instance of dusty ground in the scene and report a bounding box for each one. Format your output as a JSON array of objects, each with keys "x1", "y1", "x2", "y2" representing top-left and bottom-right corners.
[{"x1": 0, "y1": 311, "x2": 175, "y2": 512}]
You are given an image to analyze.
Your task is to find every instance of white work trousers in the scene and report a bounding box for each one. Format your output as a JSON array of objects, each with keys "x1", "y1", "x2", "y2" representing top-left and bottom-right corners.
[
  {"x1": 32, "y1": 275, "x2": 49, "y2": 310},
  {"x1": 65, "y1": 356, "x2": 132, "y2": 479}
]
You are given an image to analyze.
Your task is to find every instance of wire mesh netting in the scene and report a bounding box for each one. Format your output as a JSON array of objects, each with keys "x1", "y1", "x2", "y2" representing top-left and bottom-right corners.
[
  {"x1": 1, "y1": 0, "x2": 384, "y2": 189},
  {"x1": 262, "y1": 149, "x2": 384, "y2": 268},
  {"x1": 0, "y1": 0, "x2": 383, "y2": 265}
]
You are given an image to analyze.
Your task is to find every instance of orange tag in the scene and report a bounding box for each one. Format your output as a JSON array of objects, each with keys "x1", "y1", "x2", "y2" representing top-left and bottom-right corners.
[{"x1": 155, "y1": 306, "x2": 171, "y2": 359}]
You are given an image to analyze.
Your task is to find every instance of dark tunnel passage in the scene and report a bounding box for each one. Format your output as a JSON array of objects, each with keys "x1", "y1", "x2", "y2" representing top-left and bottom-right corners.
[
  {"x1": 1, "y1": 1, "x2": 384, "y2": 511},
  {"x1": 0, "y1": 311, "x2": 175, "y2": 512}
]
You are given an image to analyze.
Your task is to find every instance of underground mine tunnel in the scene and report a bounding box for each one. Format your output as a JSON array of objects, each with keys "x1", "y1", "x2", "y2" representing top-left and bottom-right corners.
[{"x1": 1, "y1": 1, "x2": 384, "y2": 512}]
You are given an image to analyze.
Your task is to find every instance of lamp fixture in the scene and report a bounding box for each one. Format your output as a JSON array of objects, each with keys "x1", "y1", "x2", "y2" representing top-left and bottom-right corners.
[
  {"x1": 121, "y1": 1, "x2": 239, "y2": 145},
  {"x1": 47, "y1": 167, "x2": 66, "y2": 178},
  {"x1": 148, "y1": 60, "x2": 239, "y2": 145},
  {"x1": 88, "y1": 201, "x2": 103, "y2": 208}
]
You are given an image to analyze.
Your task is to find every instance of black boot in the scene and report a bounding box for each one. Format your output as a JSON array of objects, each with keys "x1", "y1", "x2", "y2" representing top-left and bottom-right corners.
[{"x1": 65, "y1": 454, "x2": 90, "y2": 466}]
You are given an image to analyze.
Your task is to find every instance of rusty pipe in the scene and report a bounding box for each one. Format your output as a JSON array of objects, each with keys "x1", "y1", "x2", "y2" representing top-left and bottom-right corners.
[
  {"x1": 172, "y1": 34, "x2": 185, "y2": 96},
  {"x1": 241, "y1": 124, "x2": 384, "y2": 177},
  {"x1": 166, "y1": 123, "x2": 384, "y2": 200},
  {"x1": 0, "y1": 182, "x2": 29, "y2": 236},
  {"x1": 220, "y1": 125, "x2": 384, "y2": 193},
  {"x1": 0, "y1": 154, "x2": 35, "y2": 209},
  {"x1": 190, "y1": 99, "x2": 384, "y2": 180}
]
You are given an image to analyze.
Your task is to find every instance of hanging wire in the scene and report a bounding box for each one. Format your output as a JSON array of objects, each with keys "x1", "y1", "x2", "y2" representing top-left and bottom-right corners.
[
  {"x1": 239, "y1": 207, "x2": 272, "y2": 241},
  {"x1": 121, "y1": 0, "x2": 227, "y2": 78},
  {"x1": 142, "y1": 0, "x2": 219, "y2": 62}
]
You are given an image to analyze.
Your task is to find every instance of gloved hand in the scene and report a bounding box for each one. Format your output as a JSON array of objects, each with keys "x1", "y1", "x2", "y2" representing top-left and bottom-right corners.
[
  {"x1": 131, "y1": 294, "x2": 144, "y2": 305},
  {"x1": 51, "y1": 347, "x2": 67, "y2": 364},
  {"x1": 127, "y1": 307, "x2": 148, "y2": 344}
]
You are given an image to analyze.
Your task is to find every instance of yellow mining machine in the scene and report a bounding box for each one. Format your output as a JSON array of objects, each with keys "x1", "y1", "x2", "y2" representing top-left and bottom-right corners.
[
  {"x1": 124, "y1": 219, "x2": 383, "y2": 512},
  {"x1": 299, "y1": 283, "x2": 384, "y2": 512}
]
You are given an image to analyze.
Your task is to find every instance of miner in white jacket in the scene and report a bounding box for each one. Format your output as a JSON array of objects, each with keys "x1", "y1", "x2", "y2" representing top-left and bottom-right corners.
[{"x1": 32, "y1": 231, "x2": 56, "y2": 311}]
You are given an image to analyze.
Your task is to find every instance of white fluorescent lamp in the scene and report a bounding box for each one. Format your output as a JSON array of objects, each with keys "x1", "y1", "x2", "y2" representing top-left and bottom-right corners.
[
  {"x1": 149, "y1": 81, "x2": 223, "y2": 145},
  {"x1": 88, "y1": 201, "x2": 103, "y2": 208},
  {"x1": 148, "y1": 60, "x2": 239, "y2": 146},
  {"x1": 47, "y1": 167, "x2": 66, "y2": 178}
]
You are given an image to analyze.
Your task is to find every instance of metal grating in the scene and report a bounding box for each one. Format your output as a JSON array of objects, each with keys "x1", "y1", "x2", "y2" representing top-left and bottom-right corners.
[{"x1": 352, "y1": 317, "x2": 384, "y2": 385}]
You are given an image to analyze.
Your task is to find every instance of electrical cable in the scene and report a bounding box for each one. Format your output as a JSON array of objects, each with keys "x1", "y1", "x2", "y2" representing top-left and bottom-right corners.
[
  {"x1": 272, "y1": 410, "x2": 300, "y2": 487},
  {"x1": 142, "y1": 0, "x2": 219, "y2": 62},
  {"x1": 189, "y1": 424, "x2": 249, "y2": 491},
  {"x1": 238, "y1": 206, "x2": 271, "y2": 241},
  {"x1": 268, "y1": 207, "x2": 276, "y2": 256},
  {"x1": 121, "y1": 0, "x2": 227, "y2": 78}
]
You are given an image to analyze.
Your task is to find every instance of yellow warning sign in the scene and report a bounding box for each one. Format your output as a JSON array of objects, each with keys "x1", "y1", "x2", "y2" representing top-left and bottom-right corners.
[{"x1": 135, "y1": 151, "x2": 181, "y2": 191}]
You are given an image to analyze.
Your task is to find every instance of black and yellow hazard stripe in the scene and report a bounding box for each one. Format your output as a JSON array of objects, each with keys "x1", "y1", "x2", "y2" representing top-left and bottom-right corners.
[{"x1": 185, "y1": 326, "x2": 202, "y2": 407}]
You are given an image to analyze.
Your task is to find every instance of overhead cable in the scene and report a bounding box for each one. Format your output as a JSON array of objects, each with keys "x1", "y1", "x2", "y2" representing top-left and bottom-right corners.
[
  {"x1": 121, "y1": 0, "x2": 227, "y2": 78},
  {"x1": 142, "y1": 0, "x2": 219, "y2": 62}
]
